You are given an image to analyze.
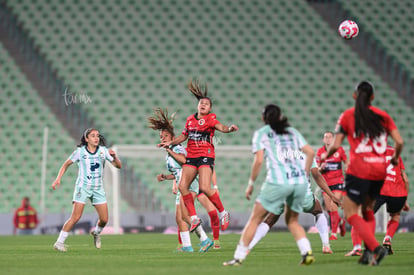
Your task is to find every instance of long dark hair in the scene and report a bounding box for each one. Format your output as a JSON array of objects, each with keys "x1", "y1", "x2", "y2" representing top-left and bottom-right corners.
[
  {"x1": 147, "y1": 107, "x2": 176, "y2": 136},
  {"x1": 78, "y1": 128, "x2": 107, "y2": 147},
  {"x1": 354, "y1": 81, "x2": 384, "y2": 138},
  {"x1": 263, "y1": 104, "x2": 290, "y2": 135},
  {"x1": 187, "y1": 79, "x2": 212, "y2": 107}
]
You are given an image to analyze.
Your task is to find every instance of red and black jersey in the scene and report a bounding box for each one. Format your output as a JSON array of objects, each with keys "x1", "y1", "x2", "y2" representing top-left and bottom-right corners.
[
  {"x1": 335, "y1": 106, "x2": 397, "y2": 180},
  {"x1": 316, "y1": 146, "x2": 347, "y2": 186},
  {"x1": 380, "y1": 146, "x2": 407, "y2": 197},
  {"x1": 182, "y1": 112, "x2": 220, "y2": 159}
]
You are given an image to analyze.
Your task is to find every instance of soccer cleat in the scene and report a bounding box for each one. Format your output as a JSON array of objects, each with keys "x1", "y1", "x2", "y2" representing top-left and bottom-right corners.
[
  {"x1": 220, "y1": 210, "x2": 230, "y2": 231},
  {"x1": 300, "y1": 251, "x2": 315, "y2": 265},
  {"x1": 322, "y1": 246, "x2": 333, "y2": 254},
  {"x1": 383, "y1": 238, "x2": 393, "y2": 255},
  {"x1": 213, "y1": 240, "x2": 221, "y2": 249},
  {"x1": 223, "y1": 259, "x2": 242, "y2": 266},
  {"x1": 339, "y1": 219, "x2": 346, "y2": 237},
  {"x1": 53, "y1": 241, "x2": 67, "y2": 252},
  {"x1": 358, "y1": 249, "x2": 375, "y2": 265},
  {"x1": 189, "y1": 217, "x2": 201, "y2": 232},
  {"x1": 175, "y1": 246, "x2": 194, "y2": 252},
  {"x1": 199, "y1": 238, "x2": 214, "y2": 252},
  {"x1": 373, "y1": 246, "x2": 388, "y2": 265},
  {"x1": 91, "y1": 231, "x2": 101, "y2": 249},
  {"x1": 329, "y1": 234, "x2": 338, "y2": 241},
  {"x1": 345, "y1": 248, "x2": 362, "y2": 256}
]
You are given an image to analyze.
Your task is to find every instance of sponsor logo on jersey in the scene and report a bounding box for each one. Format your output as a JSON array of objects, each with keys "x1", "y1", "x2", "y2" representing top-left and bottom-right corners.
[{"x1": 198, "y1": 119, "x2": 205, "y2": 125}]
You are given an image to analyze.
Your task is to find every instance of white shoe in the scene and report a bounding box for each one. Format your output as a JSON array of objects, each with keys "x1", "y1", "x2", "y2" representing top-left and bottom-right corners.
[
  {"x1": 53, "y1": 241, "x2": 67, "y2": 252},
  {"x1": 91, "y1": 231, "x2": 101, "y2": 249}
]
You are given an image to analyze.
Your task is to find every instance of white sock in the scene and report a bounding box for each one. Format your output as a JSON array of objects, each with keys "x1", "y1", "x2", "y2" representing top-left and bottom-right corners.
[
  {"x1": 180, "y1": 231, "x2": 192, "y2": 247},
  {"x1": 57, "y1": 231, "x2": 69, "y2": 244},
  {"x1": 354, "y1": 244, "x2": 362, "y2": 250},
  {"x1": 95, "y1": 222, "x2": 104, "y2": 234},
  {"x1": 234, "y1": 241, "x2": 249, "y2": 260},
  {"x1": 190, "y1": 215, "x2": 198, "y2": 221},
  {"x1": 384, "y1": 235, "x2": 392, "y2": 242},
  {"x1": 195, "y1": 225, "x2": 208, "y2": 242},
  {"x1": 296, "y1": 237, "x2": 312, "y2": 255},
  {"x1": 248, "y1": 222, "x2": 270, "y2": 250},
  {"x1": 315, "y1": 213, "x2": 329, "y2": 247},
  {"x1": 218, "y1": 210, "x2": 226, "y2": 219}
]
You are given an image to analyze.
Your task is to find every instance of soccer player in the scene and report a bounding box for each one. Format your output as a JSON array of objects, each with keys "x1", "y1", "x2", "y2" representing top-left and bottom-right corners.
[
  {"x1": 149, "y1": 108, "x2": 217, "y2": 252},
  {"x1": 346, "y1": 146, "x2": 409, "y2": 256},
  {"x1": 223, "y1": 104, "x2": 315, "y2": 266},
  {"x1": 158, "y1": 79, "x2": 238, "y2": 232},
  {"x1": 247, "y1": 160, "x2": 341, "y2": 254},
  {"x1": 52, "y1": 128, "x2": 122, "y2": 252},
  {"x1": 321, "y1": 81, "x2": 403, "y2": 265},
  {"x1": 316, "y1": 131, "x2": 348, "y2": 240}
]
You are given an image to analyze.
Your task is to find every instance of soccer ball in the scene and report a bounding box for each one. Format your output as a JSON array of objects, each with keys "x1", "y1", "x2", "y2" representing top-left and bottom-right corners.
[{"x1": 338, "y1": 20, "x2": 359, "y2": 39}]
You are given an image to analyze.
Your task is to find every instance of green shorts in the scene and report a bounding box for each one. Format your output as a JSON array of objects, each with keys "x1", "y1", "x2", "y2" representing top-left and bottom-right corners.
[
  {"x1": 302, "y1": 191, "x2": 316, "y2": 213},
  {"x1": 257, "y1": 182, "x2": 307, "y2": 214},
  {"x1": 73, "y1": 187, "x2": 107, "y2": 205},
  {"x1": 175, "y1": 178, "x2": 200, "y2": 205}
]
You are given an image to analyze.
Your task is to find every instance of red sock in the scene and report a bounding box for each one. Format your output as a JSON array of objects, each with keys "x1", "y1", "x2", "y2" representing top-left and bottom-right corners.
[
  {"x1": 177, "y1": 227, "x2": 182, "y2": 244},
  {"x1": 208, "y1": 210, "x2": 220, "y2": 240},
  {"x1": 182, "y1": 193, "x2": 197, "y2": 216},
  {"x1": 362, "y1": 210, "x2": 376, "y2": 234},
  {"x1": 386, "y1": 220, "x2": 399, "y2": 238},
  {"x1": 208, "y1": 191, "x2": 225, "y2": 213},
  {"x1": 347, "y1": 214, "x2": 379, "y2": 251},
  {"x1": 351, "y1": 226, "x2": 362, "y2": 246},
  {"x1": 329, "y1": 211, "x2": 340, "y2": 233}
]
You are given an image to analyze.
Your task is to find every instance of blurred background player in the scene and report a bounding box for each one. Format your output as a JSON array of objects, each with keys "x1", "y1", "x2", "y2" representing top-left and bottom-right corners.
[
  {"x1": 13, "y1": 197, "x2": 39, "y2": 235},
  {"x1": 247, "y1": 160, "x2": 341, "y2": 254},
  {"x1": 158, "y1": 79, "x2": 238, "y2": 232},
  {"x1": 148, "y1": 108, "x2": 216, "y2": 252},
  {"x1": 51, "y1": 128, "x2": 122, "y2": 252},
  {"x1": 223, "y1": 104, "x2": 315, "y2": 266},
  {"x1": 322, "y1": 81, "x2": 403, "y2": 265},
  {"x1": 316, "y1": 131, "x2": 348, "y2": 240}
]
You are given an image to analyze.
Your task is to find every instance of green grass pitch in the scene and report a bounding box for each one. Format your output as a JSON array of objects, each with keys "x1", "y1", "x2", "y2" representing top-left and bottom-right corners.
[{"x1": 1, "y1": 232, "x2": 413, "y2": 275}]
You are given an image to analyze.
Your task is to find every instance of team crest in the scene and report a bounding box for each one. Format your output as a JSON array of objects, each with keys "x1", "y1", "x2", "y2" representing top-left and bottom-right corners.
[
  {"x1": 334, "y1": 152, "x2": 339, "y2": 158},
  {"x1": 198, "y1": 119, "x2": 205, "y2": 125}
]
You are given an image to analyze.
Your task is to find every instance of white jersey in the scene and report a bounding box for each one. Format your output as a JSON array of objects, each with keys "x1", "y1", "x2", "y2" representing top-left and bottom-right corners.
[
  {"x1": 252, "y1": 125, "x2": 309, "y2": 185},
  {"x1": 166, "y1": 144, "x2": 186, "y2": 182},
  {"x1": 69, "y1": 145, "x2": 114, "y2": 190}
]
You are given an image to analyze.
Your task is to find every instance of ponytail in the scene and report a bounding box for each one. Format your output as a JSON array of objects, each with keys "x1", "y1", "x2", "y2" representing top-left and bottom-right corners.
[
  {"x1": 187, "y1": 78, "x2": 212, "y2": 107},
  {"x1": 263, "y1": 104, "x2": 290, "y2": 135},
  {"x1": 354, "y1": 81, "x2": 384, "y2": 138}
]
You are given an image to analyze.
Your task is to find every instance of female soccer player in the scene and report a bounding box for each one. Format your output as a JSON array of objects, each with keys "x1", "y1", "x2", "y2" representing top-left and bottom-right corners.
[
  {"x1": 346, "y1": 146, "x2": 409, "y2": 256},
  {"x1": 321, "y1": 81, "x2": 403, "y2": 265},
  {"x1": 149, "y1": 108, "x2": 218, "y2": 252},
  {"x1": 223, "y1": 104, "x2": 315, "y2": 266},
  {"x1": 158, "y1": 80, "x2": 238, "y2": 232},
  {"x1": 52, "y1": 128, "x2": 122, "y2": 252},
  {"x1": 316, "y1": 131, "x2": 348, "y2": 240},
  {"x1": 247, "y1": 160, "x2": 341, "y2": 254}
]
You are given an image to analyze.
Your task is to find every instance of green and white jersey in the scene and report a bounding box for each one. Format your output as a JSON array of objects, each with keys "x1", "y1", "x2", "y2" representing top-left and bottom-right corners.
[
  {"x1": 252, "y1": 125, "x2": 309, "y2": 185},
  {"x1": 166, "y1": 144, "x2": 186, "y2": 182},
  {"x1": 69, "y1": 146, "x2": 114, "y2": 190}
]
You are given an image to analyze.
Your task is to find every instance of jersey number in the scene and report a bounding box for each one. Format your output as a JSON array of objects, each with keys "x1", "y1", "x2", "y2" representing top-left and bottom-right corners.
[{"x1": 355, "y1": 133, "x2": 387, "y2": 154}]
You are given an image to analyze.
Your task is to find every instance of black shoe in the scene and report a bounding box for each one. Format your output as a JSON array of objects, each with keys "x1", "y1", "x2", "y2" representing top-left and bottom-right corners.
[
  {"x1": 373, "y1": 246, "x2": 388, "y2": 265},
  {"x1": 358, "y1": 249, "x2": 375, "y2": 265},
  {"x1": 300, "y1": 251, "x2": 315, "y2": 265},
  {"x1": 383, "y1": 239, "x2": 394, "y2": 255}
]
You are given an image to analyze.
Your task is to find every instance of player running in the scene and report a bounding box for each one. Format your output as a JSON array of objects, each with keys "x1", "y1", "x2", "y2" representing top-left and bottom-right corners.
[
  {"x1": 321, "y1": 81, "x2": 403, "y2": 266},
  {"x1": 158, "y1": 79, "x2": 238, "y2": 232},
  {"x1": 52, "y1": 128, "x2": 122, "y2": 252},
  {"x1": 316, "y1": 131, "x2": 348, "y2": 240},
  {"x1": 247, "y1": 159, "x2": 341, "y2": 254},
  {"x1": 223, "y1": 104, "x2": 315, "y2": 266}
]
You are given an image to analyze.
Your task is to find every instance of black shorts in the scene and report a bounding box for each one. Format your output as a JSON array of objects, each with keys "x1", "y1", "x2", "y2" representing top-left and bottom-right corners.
[
  {"x1": 329, "y1": 183, "x2": 345, "y2": 192},
  {"x1": 345, "y1": 174, "x2": 384, "y2": 205},
  {"x1": 373, "y1": 195, "x2": 407, "y2": 214},
  {"x1": 184, "y1": 157, "x2": 215, "y2": 170}
]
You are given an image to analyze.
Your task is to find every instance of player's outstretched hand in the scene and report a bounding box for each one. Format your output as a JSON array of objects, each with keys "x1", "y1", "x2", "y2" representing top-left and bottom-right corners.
[
  {"x1": 52, "y1": 180, "x2": 60, "y2": 190},
  {"x1": 245, "y1": 185, "x2": 253, "y2": 200},
  {"x1": 157, "y1": 141, "x2": 171, "y2": 148}
]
